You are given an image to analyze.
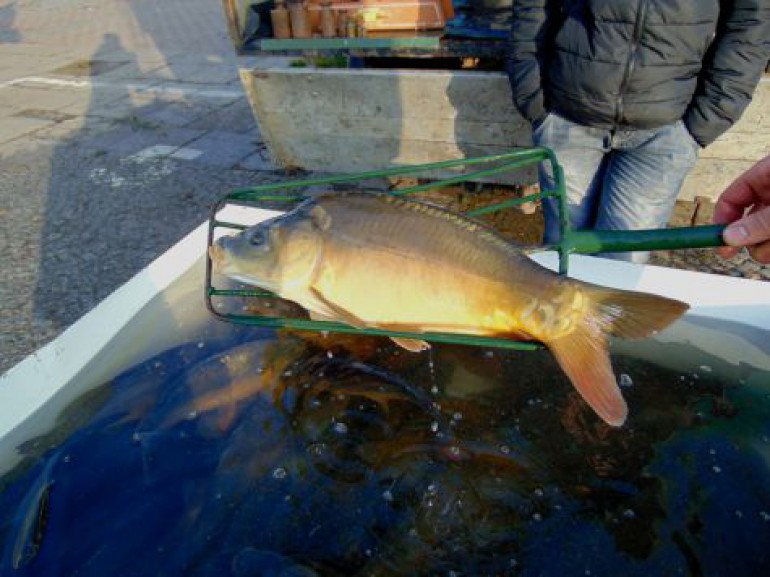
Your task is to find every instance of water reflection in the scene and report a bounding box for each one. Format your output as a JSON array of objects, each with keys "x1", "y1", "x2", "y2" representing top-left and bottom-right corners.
[{"x1": 1, "y1": 326, "x2": 769, "y2": 576}]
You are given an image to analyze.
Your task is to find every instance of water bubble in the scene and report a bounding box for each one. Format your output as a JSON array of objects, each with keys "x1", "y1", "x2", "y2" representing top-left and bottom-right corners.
[
  {"x1": 622, "y1": 509, "x2": 636, "y2": 519},
  {"x1": 327, "y1": 351, "x2": 334, "y2": 359},
  {"x1": 709, "y1": 448, "x2": 716, "y2": 455},
  {"x1": 619, "y1": 374, "x2": 633, "y2": 387},
  {"x1": 431, "y1": 421, "x2": 439, "y2": 433},
  {"x1": 283, "y1": 370, "x2": 293, "y2": 377},
  {"x1": 63, "y1": 454, "x2": 72, "y2": 463},
  {"x1": 533, "y1": 488, "x2": 544, "y2": 498},
  {"x1": 426, "y1": 483, "x2": 438, "y2": 496},
  {"x1": 448, "y1": 446, "x2": 461, "y2": 457},
  {"x1": 699, "y1": 365, "x2": 713, "y2": 373},
  {"x1": 186, "y1": 411, "x2": 198, "y2": 420},
  {"x1": 197, "y1": 341, "x2": 205, "y2": 349},
  {"x1": 760, "y1": 511, "x2": 770, "y2": 522},
  {"x1": 712, "y1": 465, "x2": 722, "y2": 473},
  {"x1": 484, "y1": 351, "x2": 495, "y2": 358},
  {"x1": 453, "y1": 412, "x2": 463, "y2": 421},
  {"x1": 532, "y1": 513, "x2": 542, "y2": 522},
  {"x1": 382, "y1": 490, "x2": 394, "y2": 502},
  {"x1": 333, "y1": 421, "x2": 348, "y2": 435},
  {"x1": 272, "y1": 467, "x2": 288, "y2": 480},
  {"x1": 431, "y1": 386, "x2": 439, "y2": 395},
  {"x1": 499, "y1": 445, "x2": 511, "y2": 455}
]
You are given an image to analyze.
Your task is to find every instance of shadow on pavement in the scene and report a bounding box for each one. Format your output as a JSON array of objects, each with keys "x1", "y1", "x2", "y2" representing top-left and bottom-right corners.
[{"x1": 31, "y1": 21, "x2": 266, "y2": 341}]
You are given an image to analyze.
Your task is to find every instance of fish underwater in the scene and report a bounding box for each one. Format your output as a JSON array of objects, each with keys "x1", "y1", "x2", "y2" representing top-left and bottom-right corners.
[{"x1": 209, "y1": 192, "x2": 689, "y2": 427}]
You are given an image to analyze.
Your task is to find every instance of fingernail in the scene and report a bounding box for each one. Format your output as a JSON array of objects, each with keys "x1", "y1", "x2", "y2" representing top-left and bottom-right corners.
[{"x1": 723, "y1": 224, "x2": 749, "y2": 245}]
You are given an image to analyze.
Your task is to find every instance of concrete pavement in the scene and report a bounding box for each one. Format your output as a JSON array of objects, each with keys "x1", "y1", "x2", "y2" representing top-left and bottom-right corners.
[{"x1": 0, "y1": 0, "x2": 287, "y2": 373}]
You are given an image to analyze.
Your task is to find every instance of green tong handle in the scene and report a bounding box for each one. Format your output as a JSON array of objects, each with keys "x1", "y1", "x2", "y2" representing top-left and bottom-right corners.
[
  {"x1": 561, "y1": 224, "x2": 726, "y2": 254},
  {"x1": 554, "y1": 224, "x2": 727, "y2": 274}
]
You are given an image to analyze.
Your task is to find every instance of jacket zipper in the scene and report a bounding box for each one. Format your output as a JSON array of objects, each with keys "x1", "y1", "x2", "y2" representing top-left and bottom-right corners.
[{"x1": 615, "y1": 0, "x2": 649, "y2": 127}]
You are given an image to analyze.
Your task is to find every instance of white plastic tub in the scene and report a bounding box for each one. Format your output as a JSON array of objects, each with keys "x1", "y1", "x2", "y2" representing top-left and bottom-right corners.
[{"x1": 1, "y1": 209, "x2": 768, "y2": 473}]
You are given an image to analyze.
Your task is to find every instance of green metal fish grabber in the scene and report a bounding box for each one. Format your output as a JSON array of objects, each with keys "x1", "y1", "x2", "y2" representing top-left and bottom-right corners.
[{"x1": 205, "y1": 147, "x2": 725, "y2": 350}]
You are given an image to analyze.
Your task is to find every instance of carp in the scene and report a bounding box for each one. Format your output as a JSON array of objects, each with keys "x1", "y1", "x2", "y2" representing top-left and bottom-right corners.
[{"x1": 210, "y1": 193, "x2": 688, "y2": 427}]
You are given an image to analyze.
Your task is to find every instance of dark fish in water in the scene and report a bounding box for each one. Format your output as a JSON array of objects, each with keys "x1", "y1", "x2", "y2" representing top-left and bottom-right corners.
[
  {"x1": 4, "y1": 455, "x2": 58, "y2": 569},
  {"x1": 210, "y1": 193, "x2": 689, "y2": 426}
]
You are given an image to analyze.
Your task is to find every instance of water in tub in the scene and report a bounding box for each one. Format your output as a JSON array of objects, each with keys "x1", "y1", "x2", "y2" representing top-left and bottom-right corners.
[{"x1": 0, "y1": 315, "x2": 768, "y2": 576}]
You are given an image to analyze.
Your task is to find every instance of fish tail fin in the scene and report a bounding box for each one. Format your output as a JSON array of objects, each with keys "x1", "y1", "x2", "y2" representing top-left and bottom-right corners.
[
  {"x1": 548, "y1": 326, "x2": 627, "y2": 427},
  {"x1": 588, "y1": 286, "x2": 689, "y2": 339},
  {"x1": 546, "y1": 287, "x2": 687, "y2": 427}
]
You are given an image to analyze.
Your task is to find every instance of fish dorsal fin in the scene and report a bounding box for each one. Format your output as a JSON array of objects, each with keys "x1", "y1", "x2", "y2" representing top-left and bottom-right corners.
[{"x1": 379, "y1": 194, "x2": 525, "y2": 258}]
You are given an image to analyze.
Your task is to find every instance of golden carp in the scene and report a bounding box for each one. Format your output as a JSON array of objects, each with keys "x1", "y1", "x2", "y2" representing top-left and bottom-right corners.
[{"x1": 209, "y1": 193, "x2": 688, "y2": 427}]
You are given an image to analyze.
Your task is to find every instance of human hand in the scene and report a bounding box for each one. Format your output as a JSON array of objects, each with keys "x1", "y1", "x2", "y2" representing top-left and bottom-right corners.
[{"x1": 714, "y1": 156, "x2": 770, "y2": 264}]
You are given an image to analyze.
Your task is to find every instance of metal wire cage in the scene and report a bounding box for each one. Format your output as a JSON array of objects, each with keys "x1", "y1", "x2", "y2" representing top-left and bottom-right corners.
[{"x1": 205, "y1": 147, "x2": 725, "y2": 350}]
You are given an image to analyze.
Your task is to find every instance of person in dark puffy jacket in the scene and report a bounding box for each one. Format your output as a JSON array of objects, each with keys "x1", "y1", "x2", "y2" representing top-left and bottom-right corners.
[{"x1": 505, "y1": 0, "x2": 770, "y2": 263}]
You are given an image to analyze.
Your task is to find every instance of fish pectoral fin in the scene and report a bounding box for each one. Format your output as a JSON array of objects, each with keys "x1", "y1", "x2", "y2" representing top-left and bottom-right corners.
[
  {"x1": 390, "y1": 337, "x2": 431, "y2": 353},
  {"x1": 547, "y1": 326, "x2": 628, "y2": 427},
  {"x1": 308, "y1": 286, "x2": 367, "y2": 329}
]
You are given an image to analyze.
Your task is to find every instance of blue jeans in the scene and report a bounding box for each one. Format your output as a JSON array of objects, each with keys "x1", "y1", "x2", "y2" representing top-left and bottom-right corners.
[{"x1": 532, "y1": 113, "x2": 700, "y2": 263}]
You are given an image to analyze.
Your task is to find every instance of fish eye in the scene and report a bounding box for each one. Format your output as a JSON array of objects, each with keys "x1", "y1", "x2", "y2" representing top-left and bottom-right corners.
[{"x1": 248, "y1": 227, "x2": 267, "y2": 246}]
